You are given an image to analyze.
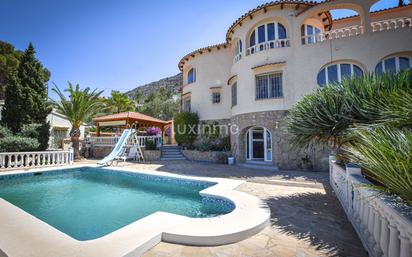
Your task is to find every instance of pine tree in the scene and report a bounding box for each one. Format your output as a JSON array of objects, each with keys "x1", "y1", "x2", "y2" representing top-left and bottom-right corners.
[
  {"x1": 1, "y1": 70, "x2": 24, "y2": 133},
  {"x1": 2, "y1": 43, "x2": 52, "y2": 149}
]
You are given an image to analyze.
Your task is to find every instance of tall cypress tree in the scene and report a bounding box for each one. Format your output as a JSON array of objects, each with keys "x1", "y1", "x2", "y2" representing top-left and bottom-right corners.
[
  {"x1": 1, "y1": 70, "x2": 24, "y2": 132},
  {"x1": 2, "y1": 43, "x2": 52, "y2": 150}
]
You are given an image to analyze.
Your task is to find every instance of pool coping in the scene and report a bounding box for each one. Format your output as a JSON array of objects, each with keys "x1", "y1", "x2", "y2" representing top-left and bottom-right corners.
[{"x1": 0, "y1": 164, "x2": 270, "y2": 257}]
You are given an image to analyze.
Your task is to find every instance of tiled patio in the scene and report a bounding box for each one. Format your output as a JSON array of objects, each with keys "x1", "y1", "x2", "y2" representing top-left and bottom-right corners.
[{"x1": 79, "y1": 159, "x2": 367, "y2": 257}]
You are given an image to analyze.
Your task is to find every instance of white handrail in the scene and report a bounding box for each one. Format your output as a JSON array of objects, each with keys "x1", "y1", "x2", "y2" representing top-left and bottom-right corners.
[
  {"x1": 89, "y1": 135, "x2": 162, "y2": 148},
  {"x1": 0, "y1": 149, "x2": 74, "y2": 169},
  {"x1": 330, "y1": 159, "x2": 412, "y2": 257},
  {"x1": 246, "y1": 38, "x2": 290, "y2": 55},
  {"x1": 302, "y1": 25, "x2": 364, "y2": 45},
  {"x1": 371, "y1": 17, "x2": 412, "y2": 32}
]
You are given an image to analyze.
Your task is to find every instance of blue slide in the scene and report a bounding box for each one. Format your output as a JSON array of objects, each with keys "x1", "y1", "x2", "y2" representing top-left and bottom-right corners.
[{"x1": 97, "y1": 129, "x2": 133, "y2": 165}]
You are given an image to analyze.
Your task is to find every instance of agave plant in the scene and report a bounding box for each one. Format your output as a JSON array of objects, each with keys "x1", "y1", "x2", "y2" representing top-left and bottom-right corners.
[
  {"x1": 346, "y1": 127, "x2": 412, "y2": 204},
  {"x1": 286, "y1": 83, "x2": 351, "y2": 153},
  {"x1": 287, "y1": 70, "x2": 412, "y2": 159}
]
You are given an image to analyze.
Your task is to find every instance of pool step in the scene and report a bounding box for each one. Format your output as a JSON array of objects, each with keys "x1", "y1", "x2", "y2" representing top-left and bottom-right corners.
[{"x1": 160, "y1": 146, "x2": 186, "y2": 161}]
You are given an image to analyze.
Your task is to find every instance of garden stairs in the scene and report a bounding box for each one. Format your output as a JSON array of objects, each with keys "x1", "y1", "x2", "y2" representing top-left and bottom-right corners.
[{"x1": 160, "y1": 145, "x2": 186, "y2": 161}]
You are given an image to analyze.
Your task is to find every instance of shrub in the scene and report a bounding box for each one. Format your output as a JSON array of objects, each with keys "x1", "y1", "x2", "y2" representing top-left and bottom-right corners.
[
  {"x1": 174, "y1": 112, "x2": 199, "y2": 147},
  {"x1": 0, "y1": 136, "x2": 40, "y2": 152},
  {"x1": 347, "y1": 127, "x2": 412, "y2": 204},
  {"x1": 19, "y1": 123, "x2": 50, "y2": 150},
  {"x1": 145, "y1": 139, "x2": 157, "y2": 150},
  {"x1": 0, "y1": 126, "x2": 12, "y2": 138}
]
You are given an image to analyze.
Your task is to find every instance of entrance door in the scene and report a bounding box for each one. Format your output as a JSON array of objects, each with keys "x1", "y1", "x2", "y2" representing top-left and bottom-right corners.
[{"x1": 246, "y1": 127, "x2": 272, "y2": 162}]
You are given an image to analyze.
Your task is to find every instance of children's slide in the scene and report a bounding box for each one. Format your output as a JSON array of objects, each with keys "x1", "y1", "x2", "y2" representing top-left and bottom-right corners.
[{"x1": 97, "y1": 129, "x2": 132, "y2": 165}]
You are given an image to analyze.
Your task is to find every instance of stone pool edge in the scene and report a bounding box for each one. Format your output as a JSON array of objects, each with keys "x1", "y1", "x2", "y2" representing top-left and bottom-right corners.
[{"x1": 0, "y1": 164, "x2": 270, "y2": 257}]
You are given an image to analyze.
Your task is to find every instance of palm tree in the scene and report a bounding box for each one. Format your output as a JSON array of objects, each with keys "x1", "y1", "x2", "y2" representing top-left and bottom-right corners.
[
  {"x1": 105, "y1": 90, "x2": 135, "y2": 113},
  {"x1": 51, "y1": 82, "x2": 104, "y2": 159}
]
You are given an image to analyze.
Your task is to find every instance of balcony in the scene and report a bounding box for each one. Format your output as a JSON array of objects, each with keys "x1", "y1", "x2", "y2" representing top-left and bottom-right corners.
[
  {"x1": 246, "y1": 38, "x2": 290, "y2": 56},
  {"x1": 301, "y1": 17, "x2": 411, "y2": 45}
]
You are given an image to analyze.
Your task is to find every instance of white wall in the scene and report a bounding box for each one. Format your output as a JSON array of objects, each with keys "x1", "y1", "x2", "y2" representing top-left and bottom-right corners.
[{"x1": 180, "y1": 3, "x2": 412, "y2": 120}]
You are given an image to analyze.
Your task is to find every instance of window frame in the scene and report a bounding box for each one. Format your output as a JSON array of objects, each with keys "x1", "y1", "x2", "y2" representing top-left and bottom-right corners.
[
  {"x1": 255, "y1": 72, "x2": 283, "y2": 100},
  {"x1": 182, "y1": 96, "x2": 191, "y2": 112},
  {"x1": 212, "y1": 91, "x2": 221, "y2": 104},
  {"x1": 231, "y1": 82, "x2": 237, "y2": 107},
  {"x1": 249, "y1": 22, "x2": 287, "y2": 47},
  {"x1": 187, "y1": 68, "x2": 196, "y2": 84},
  {"x1": 317, "y1": 63, "x2": 364, "y2": 87},
  {"x1": 375, "y1": 56, "x2": 412, "y2": 75},
  {"x1": 301, "y1": 24, "x2": 322, "y2": 45}
]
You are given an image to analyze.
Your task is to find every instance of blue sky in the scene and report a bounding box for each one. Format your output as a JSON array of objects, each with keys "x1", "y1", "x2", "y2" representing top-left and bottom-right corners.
[{"x1": 0, "y1": 0, "x2": 403, "y2": 98}]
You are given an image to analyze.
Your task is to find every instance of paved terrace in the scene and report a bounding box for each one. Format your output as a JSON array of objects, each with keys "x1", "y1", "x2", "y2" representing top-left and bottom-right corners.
[{"x1": 77, "y1": 159, "x2": 367, "y2": 257}]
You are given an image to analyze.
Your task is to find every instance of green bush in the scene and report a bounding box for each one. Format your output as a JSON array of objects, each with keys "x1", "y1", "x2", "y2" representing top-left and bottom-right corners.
[
  {"x1": 0, "y1": 136, "x2": 40, "y2": 152},
  {"x1": 347, "y1": 128, "x2": 412, "y2": 204},
  {"x1": 18, "y1": 123, "x2": 50, "y2": 150},
  {"x1": 145, "y1": 139, "x2": 157, "y2": 150},
  {"x1": 174, "y1": 112, "x2": 199, "y2": 147},
  {"x1": 0, "y1": 126, "x2": 12, "y2": 138}
]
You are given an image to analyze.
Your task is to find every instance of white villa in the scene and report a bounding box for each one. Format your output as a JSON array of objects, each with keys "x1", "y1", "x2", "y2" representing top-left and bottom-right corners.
[
  {"x1": 0, "y1": 101, "x2": 86, "y2": 149},
  {"x1": 178, "y1": 0, "x2": 412, "y2": 171}
]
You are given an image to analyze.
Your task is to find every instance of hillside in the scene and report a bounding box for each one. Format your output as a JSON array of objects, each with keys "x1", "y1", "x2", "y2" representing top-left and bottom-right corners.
[{"x1": 126, "y1": 73, "x2": 182, "y2": 101}]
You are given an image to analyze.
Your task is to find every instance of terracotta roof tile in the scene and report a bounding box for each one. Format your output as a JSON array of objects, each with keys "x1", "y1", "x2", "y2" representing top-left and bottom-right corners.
[{"x1": 93, "y1": 111, "x2": 169, "y2": 124}]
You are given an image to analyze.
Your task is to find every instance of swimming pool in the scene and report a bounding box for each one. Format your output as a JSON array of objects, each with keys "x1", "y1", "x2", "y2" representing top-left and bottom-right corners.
[
  {"x1": 0, "y1": 167, "x2": 234, "y2": 240},
  {"x1": 0, "y1": 165, "x2": 270, "y2": 257}
]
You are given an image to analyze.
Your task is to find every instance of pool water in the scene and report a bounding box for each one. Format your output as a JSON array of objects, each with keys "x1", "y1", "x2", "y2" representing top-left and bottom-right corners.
[{"x1": 0, "y1": 167, "x2": 233, "y2": 240}]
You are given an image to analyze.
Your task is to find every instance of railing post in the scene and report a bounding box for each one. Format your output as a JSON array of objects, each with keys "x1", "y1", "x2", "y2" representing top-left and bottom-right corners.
[
  {"x1": 346, "y1": 164, "x2": 362, "y2": 215},
  {"x1": 69, "y1": 148, "x2": 74, "y2": 165}
]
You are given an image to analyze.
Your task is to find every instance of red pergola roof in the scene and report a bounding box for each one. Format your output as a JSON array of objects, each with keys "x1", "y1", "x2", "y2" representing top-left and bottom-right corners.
[{"x1": 93, "y1": 111, "x2": 169, "y2": 125}]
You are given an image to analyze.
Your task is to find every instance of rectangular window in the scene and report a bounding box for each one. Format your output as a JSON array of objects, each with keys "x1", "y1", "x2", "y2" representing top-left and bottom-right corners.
[
  {"x1": 183, "y1": 97, "x2": 191, "y2": 112},
  {"x1": 188, "y1": 68, "x2": 196, "y2": 84},
  {"x1": 258, "y1": 25, "x2": 266, "y2": 43},
  {"x1": 267, "y1": 23, "x2": 275, "y2": 41},
  {"x1": 256, "y1": 72, "x2": 283, "y2": 100},
  {"x1": 306, "y1": 25, "x2": 313, "y2": 44},
  {"x1": 231, "y1": 82, "x2": 237, "y2": 107},
  {"x1": 212, "y1": 91, "x2": 221, "y2": 104}
]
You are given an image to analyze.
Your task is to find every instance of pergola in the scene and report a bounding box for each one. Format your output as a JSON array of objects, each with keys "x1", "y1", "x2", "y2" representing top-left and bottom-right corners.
[{"x1": 92, "y1": 111, "x2": 174, "y2": 144}]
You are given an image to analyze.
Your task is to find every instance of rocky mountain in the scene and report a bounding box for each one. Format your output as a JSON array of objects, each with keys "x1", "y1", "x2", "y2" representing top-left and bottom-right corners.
[{"x1": 126, "y1": 73, "x2": 182, "y2": 101}]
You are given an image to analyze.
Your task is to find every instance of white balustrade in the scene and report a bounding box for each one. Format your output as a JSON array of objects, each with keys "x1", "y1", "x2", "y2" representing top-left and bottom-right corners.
[
  {"x1": 301, "y1": 25, "x2": 364, "y2": 45},
  {"x1": 0, "y1": 149, "x2": 74, "y2": 169},
  {"x1": 330, "y1": 159, "x2": 412, "y2": 257},
  {"x1": 89, "y1": 135, "x2": 162, "y2": 148},
  {"x1": 371, "y1": 17, "x2": 412, "y2": 32},
  {"x1": 234, "y1": 53, "x2": 242, "y2": 62},
  {"x1": 246, "y1": 38, "x2": 290, "y2": 55}
]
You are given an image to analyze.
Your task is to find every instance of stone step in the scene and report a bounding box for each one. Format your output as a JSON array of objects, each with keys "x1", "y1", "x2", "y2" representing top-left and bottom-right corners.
[
  {"x1": 161, "y1": 154, "x2": 184, "y2": 157},
  {"x1": 238, "y1": 163, "x2": 279, "y2": 172},
  {"x1": 161, "y1": 153, "x2": 185, "y2": 156},
  {"x1": 161, "y1": 150, "x2": 182, "y2": 153},
  {"x1": 160, "y1": 157, "x2": 186, "y2": 161}
]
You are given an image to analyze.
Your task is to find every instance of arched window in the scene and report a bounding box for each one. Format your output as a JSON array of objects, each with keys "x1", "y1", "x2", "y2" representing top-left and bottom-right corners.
[
  {"x1": 248, "y1": 22, "x2": 289, "y2": 54},
  {"x1": 301, "y1": 24, "x2": 322, "y2": 44},
  {"x1": 234, "y1": 40, "x2": 243, "y2": 62},
  {"x1": 375, "y1": 56, "x2": 411, "y2": 75},
  {"x1": 317, "y1": 63, "x2": 364, "y2": 87},
  {"x1": 187, "y1": 68, "x2": 196, "y2": 84},
  {"x1": 236, "y1": 40, "x2": 242, "y2": 54}
]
